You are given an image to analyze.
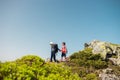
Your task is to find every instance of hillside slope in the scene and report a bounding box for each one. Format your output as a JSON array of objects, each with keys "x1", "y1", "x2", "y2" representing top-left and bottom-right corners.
[
  {"x1": 65, "y1": 40, "x2": 120, "y2": 80},
  {"x1": 0, "y1": 55, "x2": 81, "y2": 80},
  {"x1": 0, "y1": 40, "x2": 120, "y2": 80}
]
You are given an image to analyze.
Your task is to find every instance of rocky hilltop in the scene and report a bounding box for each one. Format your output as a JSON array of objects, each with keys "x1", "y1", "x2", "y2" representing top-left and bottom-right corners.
[
  {"x1": 84, "y1": 40, "x2": 120, "y2": 66},
  {"x1": 67, "y1": 40, "x2": 120, "y2": 80},
  {"x1": 0, "y1": 40, "x2": 120, "y2": 80}
]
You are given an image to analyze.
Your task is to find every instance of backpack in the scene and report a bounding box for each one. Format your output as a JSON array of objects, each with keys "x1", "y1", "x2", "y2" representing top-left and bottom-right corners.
[{"x1": 54, "y1": 44, "x2": 59, "y2": 53}]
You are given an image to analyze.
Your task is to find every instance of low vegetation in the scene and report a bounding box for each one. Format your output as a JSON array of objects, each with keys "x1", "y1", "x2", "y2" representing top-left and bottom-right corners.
[
  {"x1": 65, "y1": 48, "x2": 108, "y2": 79},
  {"x1": 0, "y1": 55, "x2": 81, "y2": 80},
  {"x1": 0, "y1": 48, "x2": 119, "y2": 80}
]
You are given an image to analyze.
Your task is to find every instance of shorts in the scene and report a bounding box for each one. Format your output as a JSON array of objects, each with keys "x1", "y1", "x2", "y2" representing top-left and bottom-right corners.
[{"x1": 61, "y1": 53, "x2": 66, "y2": 57}]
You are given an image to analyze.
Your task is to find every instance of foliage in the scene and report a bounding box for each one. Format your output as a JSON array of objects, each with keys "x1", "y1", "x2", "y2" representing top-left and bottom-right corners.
[
  {"x1": 64, "y1": 48, "x2": 109, "y2": 79},
  {"x1": 0, "y1": 55, "x2": 81, "y2": 80},
  {"x1": 70, "y1": 48, "x2": 108, "y2": 69},
  {"x1": 86, "y1": 73, "x2": 97, "y2": 80},
  {"x1": 110, "y1": 43, "x2": 120, "y2": 46},
  {"x1": 1, "y1": 47, "x2": 119, "y2": 80}
]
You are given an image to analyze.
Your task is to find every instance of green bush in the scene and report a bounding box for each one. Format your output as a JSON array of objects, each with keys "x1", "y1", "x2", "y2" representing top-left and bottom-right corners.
[
  {"x1": 94, "y1": 60, "x2": 108, "y2": 69},
  {"x1": 70, "y1": 48, "x2": 108, "y2": 69},
  {"x1": 86, "y1": 73, "x2": 97, "y2": 80},
  {"x1": 0, "y1": 55, "x2": 81, "y2": 80}
]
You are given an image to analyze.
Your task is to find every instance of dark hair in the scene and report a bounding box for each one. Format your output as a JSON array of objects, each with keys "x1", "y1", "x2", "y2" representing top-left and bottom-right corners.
[{"x1": 62, "y1": 42, "x2": 66, "y2": 45}]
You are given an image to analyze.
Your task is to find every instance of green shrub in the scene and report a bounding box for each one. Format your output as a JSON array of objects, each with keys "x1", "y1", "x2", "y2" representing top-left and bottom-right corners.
[
  {"x1": 86, "y1": 73, "x2": 97, "y2": 80},
  {"x1": 94, "y1": 60, "x2": 108, "y2": 69},
  {"x1": 66, "y1": 48, "x2": 109, "y2": 79},
  {"x1": 0, "y1": 55, "x2": 81, "y2": 80},
  {"x1": 70, "y1": 48, "x2": 108, "y2": 69}
]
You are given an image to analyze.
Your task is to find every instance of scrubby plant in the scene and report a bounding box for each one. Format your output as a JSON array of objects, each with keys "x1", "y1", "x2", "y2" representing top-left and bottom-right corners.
[
  {"x1": 65, "y1": 48, "x2": 109, "y2": 79},
  {"x1": 0, "y1": 55, "x2": 81, "y2": 80},
  {"x1": 86, "y1": 73, "x2": 97, "y2": 80},
  {"x1": 70, "y1": 48, "x2": 108, "y2": 69}
]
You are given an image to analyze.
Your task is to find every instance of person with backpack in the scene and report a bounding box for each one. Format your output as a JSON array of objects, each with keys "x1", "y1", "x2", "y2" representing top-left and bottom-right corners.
[
  {"x1": 60, "y1": 42, "x2": 68, "y2": 61},
  {"x1": 50, "y1": 42, "x2": 59, "y2": 62}
]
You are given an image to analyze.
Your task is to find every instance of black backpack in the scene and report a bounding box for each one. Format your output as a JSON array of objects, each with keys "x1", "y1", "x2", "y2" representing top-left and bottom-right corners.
[{"x1": 54, "y1": 44, "x2": 59, "y2": 53}]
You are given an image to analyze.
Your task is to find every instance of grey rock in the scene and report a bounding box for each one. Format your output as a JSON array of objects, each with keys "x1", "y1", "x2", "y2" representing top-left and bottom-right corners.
[
  {"x1": 99, "y1": 68, "x2": 120, "y2": 80},
  {"x1": 109, "y1": 58, "x2": 120, "y2": 66},
  {"x1": 85, "y1": 40, "x2": 120, "y2": 60}
]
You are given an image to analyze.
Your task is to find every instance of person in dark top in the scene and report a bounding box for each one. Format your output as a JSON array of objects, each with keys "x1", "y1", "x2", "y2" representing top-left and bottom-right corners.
[{"x1": 50, "y1": 42, "x2": 59, "y2": 62}]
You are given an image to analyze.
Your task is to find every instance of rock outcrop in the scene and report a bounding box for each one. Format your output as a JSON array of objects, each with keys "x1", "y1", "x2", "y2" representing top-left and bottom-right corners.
[
  {"x1": 109, "y1": 58, "x2": 120, "y2": 66},
  {"x1": 84, "y1": 40, "x2": 120, "y2": 65},
  {"x1": 99, "y1": 68, "x2": 120, "y2": 80}
]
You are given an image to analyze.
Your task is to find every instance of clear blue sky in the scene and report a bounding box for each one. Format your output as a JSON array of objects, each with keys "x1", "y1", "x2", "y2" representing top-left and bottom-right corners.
[{"x1": 0, "y1": 0, "x2": 120, "y2": 61}]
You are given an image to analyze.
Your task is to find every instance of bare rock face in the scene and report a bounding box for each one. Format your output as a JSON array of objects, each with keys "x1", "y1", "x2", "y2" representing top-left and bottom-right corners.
[
  {"x1": 84, "y1": 40, "x2": 120, "y2": 61},
  {"x1": 109, "y1": 58, "x2": 120, "y2": 66},
  {"x1": 99, "y1": 68, "x2": 120, "y2": 80}
]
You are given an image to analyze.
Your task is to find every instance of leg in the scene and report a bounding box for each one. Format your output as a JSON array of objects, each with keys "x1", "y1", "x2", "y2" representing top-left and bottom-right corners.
[
  {"x1": 61, "y1": 57, "x2": 63, "y2": 62},
  {"x1": 62, "y1": 53, "x2": 66, "y2": 61},
  {"x1": 50, "y1": 52, "x2": 53, "y2": 62},
  {"x1": 65, "y1": 54, "x2": 67, "y2": 61},
  {"x1": 53, "y1": 53, "x2": 56, "y2": 62},
  {"x1": 64, "y1": 54, "x2": 67, "y2": 60},
  {"x1": 61, "y1": 53, "x2": 63, "y2": 61}
]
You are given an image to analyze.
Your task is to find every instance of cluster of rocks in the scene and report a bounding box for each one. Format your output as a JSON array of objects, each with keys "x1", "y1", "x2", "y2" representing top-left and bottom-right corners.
[
  {"x1": 84, "y1": 40, "x2": 120, "y2": 66},
  {"x1": 99, "y1": 68, "x2": 120, "y2": 80},
  {"x1": 84, "y1": 40, "x2": 120, "y2": 80}
]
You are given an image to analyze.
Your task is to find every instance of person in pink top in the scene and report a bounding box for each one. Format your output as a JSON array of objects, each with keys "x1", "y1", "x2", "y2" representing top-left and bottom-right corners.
[{"x1": 61, "y1": 42, "x2": 68, "y2": 61}]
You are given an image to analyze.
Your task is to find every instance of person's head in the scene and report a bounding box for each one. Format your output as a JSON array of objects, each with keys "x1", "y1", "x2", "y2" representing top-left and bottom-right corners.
[
  {"x1": 62, "y1": 42, "x2": 66, "y2": 46},
  {"x1": 50, "y1": 42, "x2": 54, "y2": 46}
]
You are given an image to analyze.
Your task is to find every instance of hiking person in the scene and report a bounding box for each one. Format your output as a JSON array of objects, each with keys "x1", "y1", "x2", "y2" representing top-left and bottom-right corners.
[
  {"x1": 60, "y1": 42, "x2": 68, "y2": 61},
  {"x1": 50, "y1": 42, "x2": 59, "y2": 62}
]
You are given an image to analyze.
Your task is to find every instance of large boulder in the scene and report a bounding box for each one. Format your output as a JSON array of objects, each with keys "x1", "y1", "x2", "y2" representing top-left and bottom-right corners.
[{"x1": 84, "y1": 40, "x2": 120, "y2": 60}]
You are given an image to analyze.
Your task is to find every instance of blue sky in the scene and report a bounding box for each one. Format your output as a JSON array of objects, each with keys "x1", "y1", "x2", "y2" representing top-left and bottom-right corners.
[{"x1": 0, "y1": 0, "x2": 120, "y2": 61}]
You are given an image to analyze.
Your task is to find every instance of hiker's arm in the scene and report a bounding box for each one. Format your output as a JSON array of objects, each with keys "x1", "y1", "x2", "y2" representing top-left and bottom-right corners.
[{"x1": 58, "y1": 48, "x2": 61, "y2": 51}]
